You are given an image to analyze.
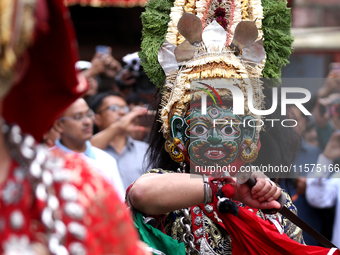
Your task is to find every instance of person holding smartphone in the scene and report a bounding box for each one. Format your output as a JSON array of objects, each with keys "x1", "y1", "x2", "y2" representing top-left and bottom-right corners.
[
  {"x1": 78, "y1": 46, "x2": 122, "y2": 100},
  {"x1": 88, "y1": 91, "x2": 150, "y2": 191}
]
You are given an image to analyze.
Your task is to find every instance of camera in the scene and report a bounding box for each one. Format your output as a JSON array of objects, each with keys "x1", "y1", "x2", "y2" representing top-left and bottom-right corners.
[{"x1": 115, "y1": 52, "x2": 155, "y2": 94}]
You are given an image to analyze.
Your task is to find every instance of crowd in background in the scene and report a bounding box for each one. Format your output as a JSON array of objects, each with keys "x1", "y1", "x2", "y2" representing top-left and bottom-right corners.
[{"x1": 284, "y1": 63, "x2": 340, "y2": 246}]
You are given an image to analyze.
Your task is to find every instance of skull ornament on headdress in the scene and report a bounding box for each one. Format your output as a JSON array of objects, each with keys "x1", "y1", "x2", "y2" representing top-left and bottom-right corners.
[{"x1": 139, "y1": 0, "x2": 294, "y2": 170}]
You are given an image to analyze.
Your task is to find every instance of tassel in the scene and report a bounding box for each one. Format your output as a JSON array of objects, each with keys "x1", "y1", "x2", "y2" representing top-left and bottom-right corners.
[
  {"x1": 217, "y1": 197, "x2": 239, "y2": 216},
  {"x1": 216, "y1": 185, "x2": 238, "y2": 216}
]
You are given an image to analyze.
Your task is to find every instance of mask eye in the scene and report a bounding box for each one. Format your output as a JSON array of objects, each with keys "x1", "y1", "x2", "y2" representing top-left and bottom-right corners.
[
  {"x1": 220, "y1": 125, "x2": 238, "y2": 136},
  {"x1": 189, "y1": 124, "x2": 208, "y2": 136}
]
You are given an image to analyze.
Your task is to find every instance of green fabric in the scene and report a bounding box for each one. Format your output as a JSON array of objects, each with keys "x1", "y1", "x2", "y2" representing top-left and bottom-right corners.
[
  {"x1": 134, "y1": 211, "x2": 186, "y2": 255},
  {"x1": 139, "y1": 0, "x2": 294, "y2": 88}
]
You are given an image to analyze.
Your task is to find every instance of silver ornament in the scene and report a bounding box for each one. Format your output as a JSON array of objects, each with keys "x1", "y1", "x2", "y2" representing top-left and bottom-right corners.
[
  {"x1": 10, "y1": 210, "x2": 24, "y2": 230},
  {"x1": 60, "y1": 184, "x2": 78, "y2": 201},
  {"x1": 68, "y1": 222, "x2": 87, "y2": 240},
  {"x1": 69, "y1": 242, "x2": 87, "y2": 255},
  {"x1": 64, "y1": 202, "x2": 85, "y2": 220}
]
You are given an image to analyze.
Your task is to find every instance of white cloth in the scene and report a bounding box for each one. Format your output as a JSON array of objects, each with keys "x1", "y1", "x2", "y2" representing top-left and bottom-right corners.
[
  {"x1": 306, "y1": 154, "x2": 340, "y2": 247},
  {"x1": 85, "y1": 147, "x2": 125, "y2": 200},
  {"x1": 53, "y1": 139, "x2": 125, "y2": 201}
]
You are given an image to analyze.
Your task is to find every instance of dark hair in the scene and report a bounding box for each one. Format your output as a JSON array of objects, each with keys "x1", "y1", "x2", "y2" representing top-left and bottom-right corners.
[
  {"x1": 146, "y1": 84, "x2": 301, "y2": 173},
  {"x1": 87, "y1": 91, "x2": 124, "y2": 113},
  {"x1": 146, "y1": 91, "x2": 181, "y2": 170},
  {"x1": 126, "y1": 92, "x2": 149, "y2": 106},
  {"x1": 252, "y1": 84, "x2": 301, "y2": 170}
]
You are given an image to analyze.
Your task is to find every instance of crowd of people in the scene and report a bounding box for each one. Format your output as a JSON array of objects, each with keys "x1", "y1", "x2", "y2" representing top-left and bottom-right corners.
[
  {"x1": 1, "y1": 0, "x2": 340, "y2": 254},
  {"x1": 290, "y1": 65, "x2": 340, "y2": 247}
]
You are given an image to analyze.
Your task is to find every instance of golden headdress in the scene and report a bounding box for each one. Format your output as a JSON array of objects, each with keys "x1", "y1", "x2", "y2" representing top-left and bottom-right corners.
[
  {"x1": 139, "y1": 0, "x2": 294, "y2": 164},
  {"x1": 0, "y1": 0, "x2": 37, "y2": 98}
]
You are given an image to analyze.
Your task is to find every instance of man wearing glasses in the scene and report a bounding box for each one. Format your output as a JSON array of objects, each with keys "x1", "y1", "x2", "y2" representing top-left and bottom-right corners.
[
  {"x1": 88, "y1": 92, "x2": 150, "y2": 191},
  {"x1": 54, "y1": 98, "x2": 125, "y2": 200}
]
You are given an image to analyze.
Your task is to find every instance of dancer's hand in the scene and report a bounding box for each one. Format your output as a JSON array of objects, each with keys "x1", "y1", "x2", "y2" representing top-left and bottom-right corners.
[{"x1": 233, "y1": 172, "x2": 281, "y2": 210}]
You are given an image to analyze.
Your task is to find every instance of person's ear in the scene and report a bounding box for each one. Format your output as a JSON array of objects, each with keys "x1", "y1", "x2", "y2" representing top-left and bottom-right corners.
[
  {"x1": 53, "y1": 119, "x2": 64, "y2": 133},
  {"x1": 93, "y1": 113, "x2": 101, "y2": 127}
]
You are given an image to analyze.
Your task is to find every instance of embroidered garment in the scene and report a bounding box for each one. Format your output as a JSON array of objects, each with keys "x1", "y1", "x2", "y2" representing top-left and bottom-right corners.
[
  {"x1": 127, "y1": 169, "x2": 339, "y2": 255},
  {"x1": 0, "y1": 148, "x2": 145, "y2": 254}
]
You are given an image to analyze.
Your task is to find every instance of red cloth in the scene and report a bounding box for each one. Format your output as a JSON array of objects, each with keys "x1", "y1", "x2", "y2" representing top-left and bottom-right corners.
[
  {"x1": 209, "y1": 177, "x2": 236, "y2": 199},
  {"x1": 215, "y1": 205, "x2": 339, "y2": 255},
  {"x1": 3, "y1": 0, "x2": 86, "y2": 142}
]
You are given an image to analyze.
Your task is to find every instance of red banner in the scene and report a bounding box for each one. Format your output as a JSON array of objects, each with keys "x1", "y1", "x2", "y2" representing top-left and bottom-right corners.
[{"x1": 64, "y1": 0, "x2": 147, "y2": 7}]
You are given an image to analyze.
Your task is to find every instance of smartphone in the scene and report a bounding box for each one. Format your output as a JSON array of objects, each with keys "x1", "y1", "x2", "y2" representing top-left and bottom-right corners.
[
  {"x1": 95, "y1": 45, "x2": 109, "y2": 55},
  {"x1": 327, "y1": 98, "x2": 340, "y2": 118},
  {"x1": 137, "y1": 110, "x2": 156, "y2": 127}
]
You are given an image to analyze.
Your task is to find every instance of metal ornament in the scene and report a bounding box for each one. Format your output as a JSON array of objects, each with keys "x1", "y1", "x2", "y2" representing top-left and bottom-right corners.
[
  {"x1": 42, "y1": 170, "x2": 54, "y2": 187},
  {"x1": 192, "y1": 206, "x2": 201, "y2": 215},
  {"x1": 42, "y1": 207, "x2": 54, "y2": 230},
  {"x1": 204, "y1": 204, "x2": 214, "y2": 214},
  {"x1": 2, "y1": 235, "x2": 36, "y2": 255},
  {"x1": 30, "y1": 161, "x2": 42, "y2": 179},
  {"x1": 68, "y1": 222, "x2": 87, "y2": 240},
  {"x1": 20, "y1": 135, "x2": 35, "y2": 160},
  {"x1": 158, "y1": 40, "x2": 178, "y2": 75},
  {"x1": 55, "y1": 220, "x2": 67, "y2": 239},
  {"x1": 69, "y1": 242, "x2": 87, "y2": 255},
  {"x1": 14, "y1": 168, "x2": 26, "y2": 181},
  {"x1": 230, "y1": 20, "x2": 258, "y2": 53},
  {"x1": 177, "y1": 10, "x2": 202, "y2": 45},
  {"x1": 48, "y1": 195, "x2": 60, "y2": 211},
  {"x1": 2, "y1": 179, "x2": 23, "y2": 205},
  {"x1": 10, "y1": 210, "x2": 24, "y2": 230},
  {"x1": 194, "y1": 228, "x2": 204, "y2": 237},
  {"x1": 64, "y1": 202, "x2": 85, "y2": 220},
  {"x1": 175, "y1": 40, "x2": 195, "y2": 63},
  {"x1": 177, "y1": 162, "x2": 186, "y2": 173},
  {"x1": 202, "y1": 20, "x2": 227, "y2": 53},
  {"x1": 53, "y1": 170, "x2": 70, "y2": 183},
  {"x1": 199, "y1": 238, "x2": 219, "y2": 255},
  {"x1": 242, "y1": 39, "x2": 266, "y2": 64},
  {"x1": 36, "y1": 183, "x2": 48, "y2": 201},
  {"x1": 196, "y1": 237, "x2": 203, "y2": 246},
  {"x1": 60, "y1": 184, "x2": 79, "y2": 201},
  {"x1": 179, "y1": 208, "x2": 199, "y2": 254},
  {"x1": 194, "y1": 216, "x2": 203, "y2": 226}
]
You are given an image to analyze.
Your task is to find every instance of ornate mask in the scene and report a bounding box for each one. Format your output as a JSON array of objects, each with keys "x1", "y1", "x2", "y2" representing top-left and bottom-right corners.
[{"x1": 139, "y1": 0, "x2": 293, "y2": 171}]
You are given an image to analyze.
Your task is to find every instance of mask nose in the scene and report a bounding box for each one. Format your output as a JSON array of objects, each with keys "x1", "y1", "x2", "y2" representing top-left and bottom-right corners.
[{"x1": 207, "y1": 128, "x2": 222, "y2": 145}]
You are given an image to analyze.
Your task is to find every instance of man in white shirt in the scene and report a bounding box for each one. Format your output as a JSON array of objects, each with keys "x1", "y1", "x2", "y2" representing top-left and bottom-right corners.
[
  {"x1": 306, "y1": 131, "x2": 340, "y2": 247},
  {"x1": 53, "y1": 98, "x2": 125, "y2": 200}
]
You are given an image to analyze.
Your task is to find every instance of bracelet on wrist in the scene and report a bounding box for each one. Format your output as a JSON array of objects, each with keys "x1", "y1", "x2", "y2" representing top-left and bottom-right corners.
[{"x1": 203, "y1": 175, "x2": 212, "y2": 204}]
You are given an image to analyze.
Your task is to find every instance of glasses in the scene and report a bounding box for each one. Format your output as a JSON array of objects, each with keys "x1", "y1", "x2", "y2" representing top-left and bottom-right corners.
[
  {"x1": 59, "y1": 110, "x2": 95, "y2": 122},
  {"x1": 97, "y1": 105, "x2": 130, "y2": 114}
]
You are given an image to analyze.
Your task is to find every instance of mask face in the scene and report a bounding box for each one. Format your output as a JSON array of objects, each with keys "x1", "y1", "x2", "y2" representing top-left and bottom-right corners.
[{"x1": 170, "y1": 103, "x2": 257, "y2": 168}]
